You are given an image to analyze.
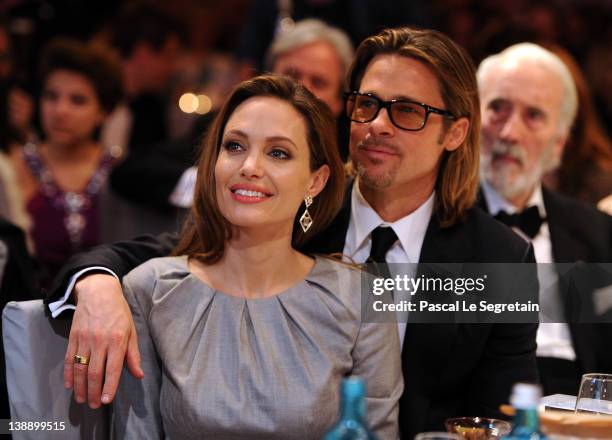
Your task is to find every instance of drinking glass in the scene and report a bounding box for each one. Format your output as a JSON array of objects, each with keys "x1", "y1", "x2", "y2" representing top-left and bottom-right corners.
[
  {"x1": 445, "y1": 417, "x2": 512, "y2": 439},
  {"x1": 574, "y1": 373, "x2": 612, "y2": 415}
]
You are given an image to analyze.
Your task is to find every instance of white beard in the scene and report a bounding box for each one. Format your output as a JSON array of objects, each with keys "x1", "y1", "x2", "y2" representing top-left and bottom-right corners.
[{"x1": 481, "y1": 139, "x2": 560, "y2": 201}]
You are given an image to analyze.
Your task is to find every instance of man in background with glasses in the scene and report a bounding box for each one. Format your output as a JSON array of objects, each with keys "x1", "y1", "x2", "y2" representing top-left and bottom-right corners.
[{"x1": 45, "y1": 27, "x2": 538, "y2": 438}]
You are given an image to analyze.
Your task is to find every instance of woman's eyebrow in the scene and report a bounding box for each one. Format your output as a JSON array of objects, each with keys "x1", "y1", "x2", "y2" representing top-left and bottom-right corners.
[
  {"x1": 222, "y1": 129, "x2": 247, "y2": 138},
  {"x1": 264, "y1": 135, "x2": 297, "y2": 149}
]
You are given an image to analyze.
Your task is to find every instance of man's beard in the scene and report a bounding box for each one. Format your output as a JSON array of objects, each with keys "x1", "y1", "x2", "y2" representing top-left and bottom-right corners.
[
  {"x1": 352, "y1": 136, "x2": 402, "y2": 190},
  {"x1": 481, "y1": 139, "x2": 560, "y2": 200}
]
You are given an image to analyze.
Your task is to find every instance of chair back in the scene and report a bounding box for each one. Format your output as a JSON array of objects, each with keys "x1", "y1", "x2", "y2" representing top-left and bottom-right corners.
[{"x1": 2, "y1": 300, "x2": 110, "y2": 439}]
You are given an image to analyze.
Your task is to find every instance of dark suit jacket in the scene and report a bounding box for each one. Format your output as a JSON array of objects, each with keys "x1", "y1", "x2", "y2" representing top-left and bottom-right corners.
[
  {"x1": 110, "y1": 112, "x2": 215, "y2": 212},
  {"x1": 48, "y1": 183, "x2": 539, "y2": 438},
  {"x1": 0, "y1": 218, "x2": 40, "y2": 303},
  {"x1": 305, "y1": 184, "x2": 539, "y2": 437},
  {"x1": 479, "y1": 187, "x2": 612, "y2": 378}
]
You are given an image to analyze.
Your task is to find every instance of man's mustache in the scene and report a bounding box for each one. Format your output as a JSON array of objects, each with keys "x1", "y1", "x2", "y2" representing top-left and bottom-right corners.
[
  {"x1": 356, "y1": 137, "x2": 401, "y2": 155},
  {"x1": 488, "y1": 141, "x2": 526, "y2": 166}
]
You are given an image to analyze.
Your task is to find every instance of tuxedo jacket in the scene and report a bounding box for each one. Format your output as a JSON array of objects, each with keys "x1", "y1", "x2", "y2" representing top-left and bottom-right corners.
[
  {"x1": 479, "y1": 186, "x2": 612, "y2": 376},
  {"x1": 48, "y1": 183, "x2": 539, "y2": 438}
]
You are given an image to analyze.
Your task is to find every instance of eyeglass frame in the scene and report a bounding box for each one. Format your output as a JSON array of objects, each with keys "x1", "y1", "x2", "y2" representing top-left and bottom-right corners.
[{"x1": 344, "y1": 91, "x2": 458, "y2": 131}]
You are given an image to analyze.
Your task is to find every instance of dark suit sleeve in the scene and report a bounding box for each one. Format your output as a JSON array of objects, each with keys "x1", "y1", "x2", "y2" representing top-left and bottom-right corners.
[
  {"x1": 109, "y1": 113, "x2": 212, "y2": 211},
  {"x1": 45, "y1": 232, "x2": 179, "y2": 303},
  {"x1": 464, "y1": 322, "x2": 539, "y2": 418},
  {"x1": 110, "y1": 147, "x2": 192, "y2": 211},
  {"x1": 0, "y1": 219, "x2": 41, "y2": 303},
  {"x1": 466, "y1": 243, "x2": 539, "y2": 418},
  {"x1": 110, "y1": 135, "x2": 201, "y2": 211}
]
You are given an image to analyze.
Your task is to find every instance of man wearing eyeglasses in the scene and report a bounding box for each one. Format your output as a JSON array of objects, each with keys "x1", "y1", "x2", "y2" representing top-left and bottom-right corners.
[
  {"x1": 305, "y1": 28, "x2": 538, "y2": 436},
  {"x1": 45, "y1": 27, "x2": 538, "y2": 438}
]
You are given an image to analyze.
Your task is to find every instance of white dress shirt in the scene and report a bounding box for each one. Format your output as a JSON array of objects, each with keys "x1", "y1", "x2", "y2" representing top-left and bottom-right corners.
[
  {"x1": 48, "y1": 267, "x2": 119, "y2": 318},
  {"x1": 343, "y1": 180, "x2": 435, "y2": 346},
  {"x1": 481, "y1": 181, "x2": 576, "y2": 361},
  {"x1": 169, "y1": 166, "x2": 197, "y2": 208}
]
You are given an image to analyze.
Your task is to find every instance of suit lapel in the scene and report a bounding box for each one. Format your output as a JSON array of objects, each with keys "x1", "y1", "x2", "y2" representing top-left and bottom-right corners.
[
  {"x1": 479, "y1": 185, "x2": 588, "y2": 262},
  {"x1": 419, "y1": 213, "x2": 474, "y2": 263},
  {"x1": 542, "y1": 188, "x2": 590, "y2": 263},
  {"x1": 541, "y1": 188, "x2": 596, "y2": 366}
]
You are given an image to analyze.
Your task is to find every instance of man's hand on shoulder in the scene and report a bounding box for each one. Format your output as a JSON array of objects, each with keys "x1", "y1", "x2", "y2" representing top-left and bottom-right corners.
[{"x1": 63, "y1": 273, "x2": 144, "y2": 409}]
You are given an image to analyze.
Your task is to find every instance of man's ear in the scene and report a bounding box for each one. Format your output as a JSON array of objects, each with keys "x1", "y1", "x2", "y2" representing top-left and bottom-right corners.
[
  {"x1": 443, "y1": 117, "x2": 469, "y2": 152},
  {"x1": 308, "y1": 164, "x2": 330, "y2": 198}
]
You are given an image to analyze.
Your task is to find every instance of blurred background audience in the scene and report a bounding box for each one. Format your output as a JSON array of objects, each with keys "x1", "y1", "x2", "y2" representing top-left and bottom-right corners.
[
  {"x1": 0, "y1": 0, "x2": 610, "y2": 295},
  {"x1": 99, "y1": 3, "x2": 184, "y2": 157},
  {"x1": 112, "y1": 17, "x2": 354, "y2": 215}
]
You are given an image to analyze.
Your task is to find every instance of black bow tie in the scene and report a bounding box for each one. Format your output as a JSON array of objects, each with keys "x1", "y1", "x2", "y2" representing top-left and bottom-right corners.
[{"x1": 494, "y1": 206, "x2": 545, "y2": 238}]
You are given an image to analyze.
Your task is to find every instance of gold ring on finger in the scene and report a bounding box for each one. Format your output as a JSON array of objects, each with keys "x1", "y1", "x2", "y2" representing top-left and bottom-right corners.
[{"x1": 74, "y1": 354, "x2": 90, "y2": 365}]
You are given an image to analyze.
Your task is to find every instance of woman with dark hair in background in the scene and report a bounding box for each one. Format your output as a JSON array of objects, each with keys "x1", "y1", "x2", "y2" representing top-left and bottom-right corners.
[
  {"x1": 544, "y1": 46, "x2": 612, "y2": 206},
  {"x1": 10, "y1": 38, "x2": 122, "y2": 286},
  {"x1": 112, "y1": 75, "x2": 402, "y2": 439}
]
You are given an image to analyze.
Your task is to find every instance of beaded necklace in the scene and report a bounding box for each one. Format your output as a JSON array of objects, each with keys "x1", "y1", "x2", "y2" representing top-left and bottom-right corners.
[{"x1": 22, "y1": 142, "x2": 115, "y2": 249}]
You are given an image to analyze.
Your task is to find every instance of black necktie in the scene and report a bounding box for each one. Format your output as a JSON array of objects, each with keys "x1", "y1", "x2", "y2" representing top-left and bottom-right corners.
[
  {"x1": 367, "y1": 226, "x2": 398, "y2": 263},
  {"x1": 494, "y1": 206, "x2": 545, "y2": 239}
]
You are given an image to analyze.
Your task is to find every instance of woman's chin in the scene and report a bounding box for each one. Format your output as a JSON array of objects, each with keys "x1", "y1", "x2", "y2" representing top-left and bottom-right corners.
[{"x1": 227, "y1": 218, "x2": 293, "y2": 237}]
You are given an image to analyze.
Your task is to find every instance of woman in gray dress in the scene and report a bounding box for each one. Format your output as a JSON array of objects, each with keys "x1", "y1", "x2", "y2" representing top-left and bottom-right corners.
[{"x1": 114, "y1": 75, "x2": 402, "y2": 439}]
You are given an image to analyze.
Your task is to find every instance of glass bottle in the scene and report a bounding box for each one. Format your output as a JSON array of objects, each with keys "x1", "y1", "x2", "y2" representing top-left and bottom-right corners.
[
  {"x1": 502, "y1": 383, "x2": 548, "y2": 439},
  {"x1": 323, "y1": 376, "x2": 378, "y2": 440}
]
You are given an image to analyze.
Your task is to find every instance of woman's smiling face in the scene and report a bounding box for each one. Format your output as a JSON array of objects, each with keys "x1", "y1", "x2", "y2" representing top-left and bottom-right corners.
[{"x1": 214, "y1": 96, "x2": 328, "y2": 234}]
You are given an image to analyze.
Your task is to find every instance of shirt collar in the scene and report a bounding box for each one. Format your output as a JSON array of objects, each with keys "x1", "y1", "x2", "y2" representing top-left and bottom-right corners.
[
  {"x1": 481, "y1": 180, "x2": 547, "y2": 218},
  {"x1": 350, "y1": 179, "x2": 435, "y2": 263}
]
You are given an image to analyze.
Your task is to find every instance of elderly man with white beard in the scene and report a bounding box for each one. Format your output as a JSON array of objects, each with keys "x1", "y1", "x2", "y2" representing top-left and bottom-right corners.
[{"x1": 476, "y1": 43, "x2": 612, "y2": 395}]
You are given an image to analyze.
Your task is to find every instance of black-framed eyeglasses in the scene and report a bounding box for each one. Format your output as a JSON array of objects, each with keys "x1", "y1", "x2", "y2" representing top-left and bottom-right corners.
[{"x1": 344, "y1": 91, "x2": 457, "y2": 131}]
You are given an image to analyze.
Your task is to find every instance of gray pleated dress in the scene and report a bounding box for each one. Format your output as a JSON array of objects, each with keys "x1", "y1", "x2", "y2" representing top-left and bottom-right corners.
[{"x1": 114, "y1": 255, "x2": 402, "y2": 440}]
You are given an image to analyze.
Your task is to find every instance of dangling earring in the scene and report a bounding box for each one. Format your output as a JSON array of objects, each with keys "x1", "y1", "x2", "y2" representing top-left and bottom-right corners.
[{"x1": 300, "y1": 195, "x2": 314, "y2": 233}]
